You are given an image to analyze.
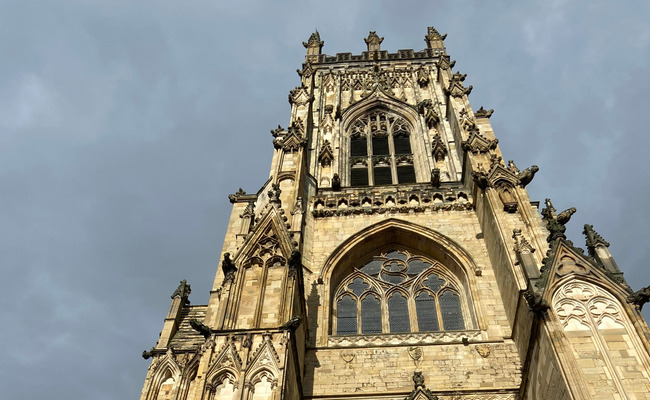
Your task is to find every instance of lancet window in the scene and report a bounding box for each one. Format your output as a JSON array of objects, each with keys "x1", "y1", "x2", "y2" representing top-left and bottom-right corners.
[
  {"x1": 349, "y1": 111, "x2": 416, "y2": 186},
  {"x1": 333, "y1": 249, "x2": 467, "y2": 335}
]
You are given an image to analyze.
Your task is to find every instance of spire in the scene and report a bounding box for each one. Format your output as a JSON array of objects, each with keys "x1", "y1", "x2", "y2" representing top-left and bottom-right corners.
[
  {"x1": 424, "y1": 26, "x2": 446, "y2": 49},
  {"x1": 583, "y1": 224, "x2": 621, "y2": 274},
  {"x1": 364, "y1": 31, "x2": 383, "y2": 52},
  {"x1": 171, "y1": 279, "x2": 191, "y2": 303},
  {"x1": 303, "y1": 31, "x2": 324, "y2": 57},
  {"x1": 583, "y1": 224, "x2": 610, "y2": 251}
]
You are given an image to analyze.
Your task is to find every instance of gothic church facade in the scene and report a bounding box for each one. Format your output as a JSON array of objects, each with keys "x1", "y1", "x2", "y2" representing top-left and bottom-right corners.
[{"x1": 140, "y1": 28, "x2": 650, "y2": 400}]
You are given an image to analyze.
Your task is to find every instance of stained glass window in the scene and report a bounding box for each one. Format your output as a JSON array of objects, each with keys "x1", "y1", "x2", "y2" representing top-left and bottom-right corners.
[
  {"x1": 348, "y1": 112, "x2": 417, "y2": 186},
  {"x1": 334, "y1": 249, "x2": 468, "y2": 335},
  {"x1": 388, "y1": 292, "x2": 410, "y2": 333},
  {"x1": 361, "y1": 294, "x2": 382, "y2": 334},
  {"x1": 337, "y1": 295, "x2": 357, "y2": 335}
]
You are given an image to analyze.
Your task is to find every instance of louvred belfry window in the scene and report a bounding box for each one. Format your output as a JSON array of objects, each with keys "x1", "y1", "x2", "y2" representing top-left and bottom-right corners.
[
  {"x1": 348, "y1": 111, "x2": 416, "y2": 186},
  {"x1": 333, "y1": 249, "x2": 468, "y2": 335}
]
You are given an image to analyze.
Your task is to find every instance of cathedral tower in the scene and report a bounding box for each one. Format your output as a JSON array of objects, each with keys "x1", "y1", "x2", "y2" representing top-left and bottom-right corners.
[{"x1": 140, "y1": 28, "x2": 650, "y2": 400}]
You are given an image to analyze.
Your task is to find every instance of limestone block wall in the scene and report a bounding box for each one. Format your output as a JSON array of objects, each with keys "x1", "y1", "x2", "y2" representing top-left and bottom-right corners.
[
  {"x1": 297, "y1": 207, "x2": 523, "y2": 397},
  {"x1": 303, "y1": 210, "x2": 513, "y2": 345},
  {"x1": 303, "y1": 341, "x2": 521, "y2": 397},
  {"x1": 521, "y1": 325, "x2": 571, "y2": 400}
]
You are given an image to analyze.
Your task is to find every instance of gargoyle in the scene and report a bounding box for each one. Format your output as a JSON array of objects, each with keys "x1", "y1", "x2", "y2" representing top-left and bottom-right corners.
[
  {"x1": 627, "y1": 286, "x2": 650, "y2": 310},
  {"x1": 557, "y1": 207, "x2": 577, "y2": 225},
  {"x1": 288, "y1": 249, "x2": 302, "y2": 277},
  {"x1": 279, "y1": 316, "x2": 302, "y2": 331},
  {"x1": 189, "y1": 318, "x2": 211, "y2": 339},
  {"x1": 517, "y1": 165, "x2": 539, "y2": 188},
  {"x1": 141, "y1": 347, "x2": 155, "y2": 360},
  {"x1": 221, "y1": 253, "x2": 237, "y2": 283},
  {"x1": 331, "y1": 173, "x2": 341, "y2": 191},
  {"x1": 472, "y1": 170, "x2": 489, "y2": 191},
  {"x1": 431, "y1": 168, "x2": 441, "y2": 188},
  {"x1": 524, "y1": 288, "x2": 549, "y2": 316}
]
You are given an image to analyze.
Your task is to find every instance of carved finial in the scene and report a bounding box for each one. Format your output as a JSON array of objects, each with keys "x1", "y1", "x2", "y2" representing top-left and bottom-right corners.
[
  {"x1": 303, "y1": 31, "x2": 324, "y2": 55},
  {"x1": 171, "y1": 280, "x2": 191, "y2": 303},
  {"x1": 270, "y1": 125, "x2": 283, "y2": 138},
  {"x1": 241, "y1": 201, "x2": 255, "y2": 219},
  {"x1": 413, "y1": 371, "x2": 425, "y2": 388},
  {"x1": 268, "y1": 183, "x2": 282, "y2": 204},
  {"x1": 416, "y1": 65, "x2": 429, "y2": 87},
  {"x1": 513, "y1": 229, "x2": 535, "y2": 254},
  {"x1": 425, "y1": 27, "x2": 446, "y2": 49},
  {"x1": 318, "y1": 140, "x2": 334, "y2": 167},
  {"x1": 489, "y1": 154, "x2": 503, "y2": 168},
  {"x1": 446, "y1": 72, "x2": 472, "y2": 98},
  {"x1": 542, "y1": 199, "x2": 576, "y2": 242},
  {"x1": 417, "y1": 99, "x2": 440, "y2": 128},
  {"x1": 541, "y1": 198, "x2": 557, "y2": 219},
  {"x1": 364, "y1": 31, "x2": 384, "y2": 52},
  {"x1": 228, "y1": 188, "x2": 247, "y2": 203},
  {"x1": 431, "y1": 134, "x2": 447, "y2": 162},
  {"x1": 221, "y1": 253, "x2": 238, "y2": 284},
  {"x1": 583, "y1": 224, "x2": 610, "y2": 251}
]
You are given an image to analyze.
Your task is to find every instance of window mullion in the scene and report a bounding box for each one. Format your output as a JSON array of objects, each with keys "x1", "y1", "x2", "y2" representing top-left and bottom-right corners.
[
  {"x1": 357, "y1": 297, "x2": 362, "y2": 335},
  {"x1": 366, "y1": 126, "x2": 373, "y2": 186},
  {"x1": 408, "y1": 292, "x2": 418, "y2": 332},
  {"x1": 388, "y1": 130, "x2": 397, "y2": 184},
  {"x1": 381, "y1": 293, "x2": 389, "y2": 333},
  {"x1": 435, "y1": 293, "x2": 444, "y2": 330}
]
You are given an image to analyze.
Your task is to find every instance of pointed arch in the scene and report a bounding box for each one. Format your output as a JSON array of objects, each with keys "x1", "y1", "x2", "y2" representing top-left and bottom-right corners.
[
  {"x1": 176, "y1": 354, "x2": 200, "y2": 400},
  {"x1": 205, "y1": 341, "x2": 243, "y2": 385},
  {"x1": 551, "y1": 278, "x2": 650, "y2": 399},
  {"x1": 320, "y1": 218, "x2": 484, "y2": 340},
  {"x1": 340, "y1": 96, "x2": 429, "y2": 187},
  {"x1": 146, "y1": 353, "x2": 182, "y2": 400},
  {"x1": 341, "y1": 95, "x2": 419, "y2": 131}
]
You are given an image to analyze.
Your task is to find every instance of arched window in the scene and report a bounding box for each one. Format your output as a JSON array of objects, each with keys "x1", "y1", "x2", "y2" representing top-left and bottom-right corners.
[
  {"x1": 333, "y1": 249, "x2": 467, "y2": 335},
  {"x1": 348, "y1": 111, "x2": 416, "y2": 187}
]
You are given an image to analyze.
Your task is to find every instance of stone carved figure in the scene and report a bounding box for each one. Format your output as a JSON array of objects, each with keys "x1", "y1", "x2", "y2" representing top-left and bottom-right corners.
[
  {"x1": 331, "y1": 173, "x2": 341, "y2": 191},
  {"x1": 268, "y1": 183, "x2": 282, "y2": 204},
  {"x1": 517, "y1": 165, "x2": 539, "y2": 188},
  {"x1": 221, "y1": 253, "x2": 237, "y2": 283},
  {"x1": 288, "y1": 249, "x2": 302, "y2": 277},
  {"x1": 542, "y1": 198, "x2": 576, "y2": 242},
  {"x1": 431, "y1": 168, "x2": 441, "y2": 188},
  {"x1": 628, "y1": 286, "x2": 650, "y2": 309},
  {"x1": 279, "y1": 316, "x2": 302, "y2": 331},
  {"x1": 190, "y1": 318, "x2": 211, "y2": 338}
]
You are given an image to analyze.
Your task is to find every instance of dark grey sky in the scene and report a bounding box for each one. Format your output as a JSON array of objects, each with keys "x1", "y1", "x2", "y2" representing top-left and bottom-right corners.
[{"x1": 1, "y1": 1, "x2": 649, "y2": 398}]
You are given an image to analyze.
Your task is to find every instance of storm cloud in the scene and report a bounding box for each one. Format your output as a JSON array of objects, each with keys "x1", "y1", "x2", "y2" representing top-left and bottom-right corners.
[{"x1": 1, "y1": 1, "x2": 649, "y2": 398}]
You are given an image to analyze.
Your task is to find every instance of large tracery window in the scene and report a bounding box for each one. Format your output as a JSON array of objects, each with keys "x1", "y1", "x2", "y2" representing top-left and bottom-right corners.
[
  {"x1": 333, "y1": 249, "x2": 467, "y2": 335},
  {"x1": 349, "y1": 111, "x2": 416, "y2": 187}
]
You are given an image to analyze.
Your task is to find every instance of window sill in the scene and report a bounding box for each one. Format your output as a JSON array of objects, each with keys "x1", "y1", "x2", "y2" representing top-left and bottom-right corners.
[{"x1": 326, "y1": 329, "x2": 482, "y2": 348}]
